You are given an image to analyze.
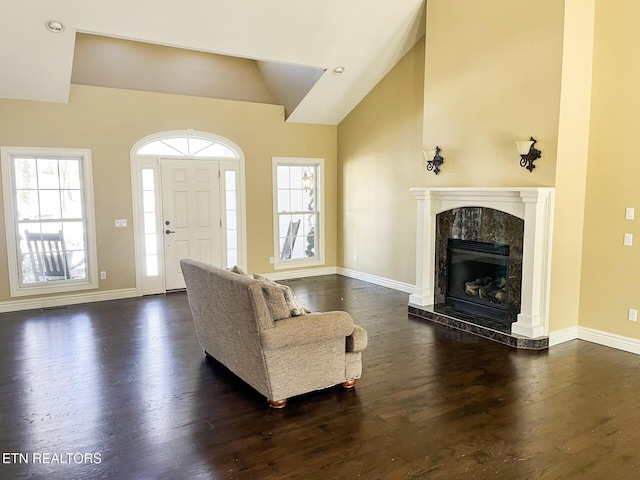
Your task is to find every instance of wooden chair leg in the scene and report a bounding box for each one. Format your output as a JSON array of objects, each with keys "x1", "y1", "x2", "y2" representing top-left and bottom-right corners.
[
  {"x1": 341, "y1": 379, "x2": 357, "y2": 389},
  {"x1": 268, "y1": 398, "x2": 288, "y2": 409}
]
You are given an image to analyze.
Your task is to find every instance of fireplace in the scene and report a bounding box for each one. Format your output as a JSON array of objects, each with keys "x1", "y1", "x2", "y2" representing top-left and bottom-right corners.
[
  {"x1": 409, "y1": 187, "x2": 555, "y2": 344},
  {"x1": 445, "y1": 239, "x2": 510, "y2": 322}
]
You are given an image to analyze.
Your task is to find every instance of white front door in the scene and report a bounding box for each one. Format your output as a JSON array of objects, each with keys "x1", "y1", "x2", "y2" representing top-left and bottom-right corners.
[{"x1": 161, "y1": 159, "x2": 222, "y2": 290}]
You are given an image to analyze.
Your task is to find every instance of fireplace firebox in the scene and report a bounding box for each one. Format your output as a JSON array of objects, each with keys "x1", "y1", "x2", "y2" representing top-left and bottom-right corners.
[{"x1": 445, "y1": 239, "x2": 510, "y2": 322}]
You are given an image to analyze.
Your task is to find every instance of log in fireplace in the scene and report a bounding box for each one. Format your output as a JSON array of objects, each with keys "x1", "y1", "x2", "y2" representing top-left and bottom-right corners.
[{"x1": 445, "y1": 239, "x2": 510, "y2": 322}]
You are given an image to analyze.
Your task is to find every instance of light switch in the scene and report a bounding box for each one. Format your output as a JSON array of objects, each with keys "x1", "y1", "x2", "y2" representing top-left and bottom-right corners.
[
  {"x1": 624, "y1": 233, "x2": 633, "y2": 246},
  {"x1": 115, "y1": 219, "x2": 127, "y2": 228},
  {"x1": 626, "y1": 207, "x2": 635, "y2": 220}
]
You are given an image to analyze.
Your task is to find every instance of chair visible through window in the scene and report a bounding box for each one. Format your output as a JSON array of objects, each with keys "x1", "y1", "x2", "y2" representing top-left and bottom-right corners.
[
  {"x1": 24, "y1": 230, "x2": 71, "y2": 282},
  {"x1": 280, "y1": 219, "x2": 301, "y2": 260}
]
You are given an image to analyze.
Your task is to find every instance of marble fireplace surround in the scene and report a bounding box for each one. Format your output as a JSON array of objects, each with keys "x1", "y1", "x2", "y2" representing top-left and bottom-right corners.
[{"x1": 409, "y1": 187, "x2": 555, "y2": 339}]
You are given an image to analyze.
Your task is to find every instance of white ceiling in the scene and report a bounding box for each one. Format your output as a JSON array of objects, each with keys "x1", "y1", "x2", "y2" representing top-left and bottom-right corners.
[{"x1": 1, "y1": 0, "x2": 425, "y2": 125}]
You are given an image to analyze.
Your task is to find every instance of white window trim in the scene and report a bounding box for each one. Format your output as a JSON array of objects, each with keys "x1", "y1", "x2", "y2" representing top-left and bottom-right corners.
[
  {"x1": 272, "y1": 157, "x2": 325, "y2": 270},
  {"x1": 1, "y1": 146, "x2": 99, "y2": 297}
]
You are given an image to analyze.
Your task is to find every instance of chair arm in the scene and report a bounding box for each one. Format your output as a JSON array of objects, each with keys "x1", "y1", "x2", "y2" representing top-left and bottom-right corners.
[
  {"x1": 346, "y1": 325, "x2": 368, "y2": 353},
  {"x1": 260, "y1": 311, "x2": 354, "y2": 351}
]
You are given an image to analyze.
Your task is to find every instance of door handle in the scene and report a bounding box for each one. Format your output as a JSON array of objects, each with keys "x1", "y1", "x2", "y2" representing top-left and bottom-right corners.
[{"x1": 165, "y1": 229, "x2": 176, "y2": 234}]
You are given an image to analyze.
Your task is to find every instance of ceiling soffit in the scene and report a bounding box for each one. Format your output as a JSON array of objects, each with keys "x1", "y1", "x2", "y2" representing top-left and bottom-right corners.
[
  {"x1": 1, "y1": 0, "x2": 426, "y2": 125},
  {"x1": 72, "y1": 33, "x2": 327, "y2": 117}
]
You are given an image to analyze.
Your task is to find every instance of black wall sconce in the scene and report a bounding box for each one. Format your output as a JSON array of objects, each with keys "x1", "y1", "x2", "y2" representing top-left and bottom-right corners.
[
  {"x1": 516, "y1": 137, "x2": 541, "y2": 172},
  {"x1": 423, "y1": 146, "x2": 444, "y2": 175}
]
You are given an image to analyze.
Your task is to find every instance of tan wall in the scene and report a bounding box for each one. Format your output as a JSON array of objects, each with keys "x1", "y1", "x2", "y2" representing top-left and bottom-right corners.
[
  {"x1": 423, "y1": 0, "x2": 564, "y2": 187},
  {"x1": 337, "y1": 38, "x2": 425, "y2": 285},
  {"x1": 548, "y1": 0, "x2": 594, "y2": 333},
  {"x1": 338, "y1": 0, "x2": 564, "y2": 287},
  {"x1": 0, "y1": 85, "x2": 337, "y2": 302},
  {"x1": 579, "y1": 0, "x2": 640, "y2": 338}
]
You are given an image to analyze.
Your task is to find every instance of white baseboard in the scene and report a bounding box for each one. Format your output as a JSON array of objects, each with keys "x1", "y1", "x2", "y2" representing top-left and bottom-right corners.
[
  {"x1": 550, "y1": 325, "x2": 640, "y2": 355},
  {"x1": 337, "y1": 267, "x2": 414, "y2": 294},
  {"x1": 0, "y1": 288, "x2": 139, "y2": 313},
  {"x1": 549, "y1": 326, "x2": 579, "y2": 346},
  {"x1": 260, "y1": 267, "x2": 338, "y2": 282},
  {"x1": 578, "y1": 326, "x2": 640, "y2": 355},
  {"x1": 258, "y1": 266, "x2": 414, "y2": 294}
]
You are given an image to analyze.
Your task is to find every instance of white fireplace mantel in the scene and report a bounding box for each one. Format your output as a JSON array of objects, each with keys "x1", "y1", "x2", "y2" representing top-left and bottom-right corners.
[{"x1": 409, "y1": 187, "x2": 555, "y2": 338}]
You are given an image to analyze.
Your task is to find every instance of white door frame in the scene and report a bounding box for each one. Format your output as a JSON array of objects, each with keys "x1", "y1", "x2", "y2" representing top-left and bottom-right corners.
[{"x1": 130, "y1": 130, "x2": 247, "y2": 295}]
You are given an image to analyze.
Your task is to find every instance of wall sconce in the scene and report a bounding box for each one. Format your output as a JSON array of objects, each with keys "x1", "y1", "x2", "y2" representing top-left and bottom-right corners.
[
  {"x1": 516, "y1": 137, "x2": 541, "y2": 172},
  {"x1": 423, "y1": 146, "x2": 444, "y2": 175}
]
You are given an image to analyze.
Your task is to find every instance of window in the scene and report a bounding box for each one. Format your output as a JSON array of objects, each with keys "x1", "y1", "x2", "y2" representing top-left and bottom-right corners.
[
  {"x1": 141, "y1": 168, "x2": 159, "y2": 277},
  {"x1": 1, "y1": 147, "x2": 98, "y2": 296},
  {"x1": 272, "y1": 157, "x2": 324, "y2": 269},
  {"x1": 137, "y1": 137, "x2": 237, "y2": 158},
  {"x1": 224, "y1": 169, "x2": 239, "y2": 268}
]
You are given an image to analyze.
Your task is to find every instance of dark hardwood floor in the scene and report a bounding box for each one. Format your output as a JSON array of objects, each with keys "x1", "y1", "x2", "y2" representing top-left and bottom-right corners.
[{"x1": 1, "y1": 275, "x2": 640, "y2": 479}]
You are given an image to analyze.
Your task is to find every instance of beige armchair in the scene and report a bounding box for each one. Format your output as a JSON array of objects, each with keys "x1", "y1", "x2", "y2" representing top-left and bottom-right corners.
[{"x1": 180, "y1": 259, "x2": 368, "y2": 408}]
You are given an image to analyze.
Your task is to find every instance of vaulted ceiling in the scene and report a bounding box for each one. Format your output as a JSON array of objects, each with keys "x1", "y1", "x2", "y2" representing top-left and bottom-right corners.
[{"x1": 1, "y1": 0, "x2": 425, "y2": 125}]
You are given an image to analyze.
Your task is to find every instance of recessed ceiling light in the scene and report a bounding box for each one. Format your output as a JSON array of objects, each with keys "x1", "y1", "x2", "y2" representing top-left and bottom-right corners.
[
  {"x1": 45, "y1": 20, "x2": 65, "y2": 33},
  {"x1": 332, "y1": 66, "x2": 345, "y2": 75}
]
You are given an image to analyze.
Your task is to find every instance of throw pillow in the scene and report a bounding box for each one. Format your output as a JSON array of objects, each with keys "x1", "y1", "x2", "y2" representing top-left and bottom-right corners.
[
  {"x1": 260, "y1": 283, "x2": 292, "y2": 321},
  {"x1": 229, "y1": 265, "x2": 251, "y2": 277},
  {"x1": 253, "y1": 274, "x2": 309, "y2": 317}
]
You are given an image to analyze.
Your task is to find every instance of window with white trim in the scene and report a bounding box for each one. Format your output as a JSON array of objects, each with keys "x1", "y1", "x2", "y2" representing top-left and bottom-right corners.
[
  {"x1": 272, "y1": 157, "x2": 324, "y2": 269},
  {"x1": 224, "y1": 169, "x2": 239, "y2": 268},
  {"x1": 141, "y1": 168, "x2": 159, "y2": 277},
  {"x1": 1, "y1": 147, "x2": 98, "y2": 296}
]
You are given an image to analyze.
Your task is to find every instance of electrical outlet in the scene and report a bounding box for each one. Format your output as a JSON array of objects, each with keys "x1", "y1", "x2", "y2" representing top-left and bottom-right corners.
[
  {"x1": 100, "y1": 271, "x2": 107, "y2": 280},
  {"x1": 269, "y1": 257, "x2": 274, "y2": 265},
  {"x1": 624, "y1": 233, "x2": 633, "y2": 246},
  {"x1": 629, "y1": 309, "x2": 638, "y2": 322},
  {"x1": 355, "y1": 254, "x2": 359, "y2": 263},
  {"x1": 115, "y1": 219, "x2": 127, "y2": 228},
  {"x1": 626, "y1": 207, "x2": 635, "y2": 220}
]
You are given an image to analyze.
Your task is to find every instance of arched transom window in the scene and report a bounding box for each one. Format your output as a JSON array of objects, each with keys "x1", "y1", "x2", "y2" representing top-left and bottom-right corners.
[{"x1": 137, "y1": 137, "x2": 239, "y2": 158}]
